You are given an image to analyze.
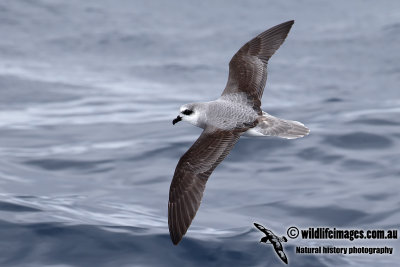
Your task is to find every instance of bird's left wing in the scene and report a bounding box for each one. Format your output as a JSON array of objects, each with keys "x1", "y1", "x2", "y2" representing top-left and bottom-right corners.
[
  {"x1": 273, "y1": 244, "x2": 289, "y2": 264},
  {"x1": 169, "y1": 129, "x2": 241, "y2": 245}
]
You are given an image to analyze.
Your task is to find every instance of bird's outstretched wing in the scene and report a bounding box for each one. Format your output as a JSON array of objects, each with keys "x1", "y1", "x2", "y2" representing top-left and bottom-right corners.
[
  {"x1": 254, "y1": 222, "x2": 270, "y2": 235},
  {"x1": 222, "y1": 20, "x2": 294, "y2": 112},
  {"x1": 273, "y1": 243, "x2": 289, "y2": 264},
  {"x1": 168, "y1": 129, "x2": 241, "y2": 245}
]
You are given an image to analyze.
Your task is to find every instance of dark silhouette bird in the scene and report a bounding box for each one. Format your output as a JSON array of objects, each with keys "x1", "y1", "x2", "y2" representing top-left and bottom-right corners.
[
  {"x1": 169, "y1": 20, "x2": 309, "y2": 245},
  {"x1": 254, "y1": 223, "x2": 288, "y2": 264}
]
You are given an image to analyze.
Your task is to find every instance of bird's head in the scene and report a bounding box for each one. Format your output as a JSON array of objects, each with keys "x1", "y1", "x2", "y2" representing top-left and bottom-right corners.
[
  {"x1": 260, "y1": 236, "x2": 269, "y2": 243},
  {"x1": 172, "y1": 103, "x2": 200, "y2": 126}
]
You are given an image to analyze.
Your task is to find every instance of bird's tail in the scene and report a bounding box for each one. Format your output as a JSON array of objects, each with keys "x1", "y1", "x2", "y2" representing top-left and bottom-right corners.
[
  {"x1": 245, "y1": 112, "x2": 309, "y2": 139},
  {"x1": 280, "y1": 236, "x2": 288, "y2": 242}
]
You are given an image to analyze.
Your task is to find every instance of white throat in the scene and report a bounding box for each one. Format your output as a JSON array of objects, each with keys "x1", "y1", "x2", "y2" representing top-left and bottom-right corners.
[{"x1": 180, "y1": 103, "x2": 207, "y2": 129}]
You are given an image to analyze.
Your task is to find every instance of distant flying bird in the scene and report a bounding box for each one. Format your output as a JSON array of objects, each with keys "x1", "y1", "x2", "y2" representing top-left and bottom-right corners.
[
  {"x1": 169, "y1": 20, "x2": 309, "y2": 245},
  {"x1": 254, "y1": 223, "x2": 289, "y2": 264}
]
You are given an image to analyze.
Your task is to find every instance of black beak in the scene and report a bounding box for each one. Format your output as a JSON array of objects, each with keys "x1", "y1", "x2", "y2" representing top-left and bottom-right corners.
[{"x1": 172, "y1": 116, "x2": 182, "y2": 125}]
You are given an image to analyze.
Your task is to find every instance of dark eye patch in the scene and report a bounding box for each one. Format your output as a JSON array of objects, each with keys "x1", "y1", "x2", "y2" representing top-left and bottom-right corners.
[{"x1": 182, "y1": 109, "x2": 193, "y2": 115}]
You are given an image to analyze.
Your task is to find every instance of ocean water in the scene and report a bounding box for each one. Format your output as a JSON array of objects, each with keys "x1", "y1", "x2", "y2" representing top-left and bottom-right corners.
[{"x1": 0, "y1": 0, "x2": 399, "y2": 266}]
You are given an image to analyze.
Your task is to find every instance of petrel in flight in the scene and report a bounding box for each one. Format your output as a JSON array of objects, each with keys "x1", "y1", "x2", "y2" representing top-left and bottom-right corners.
[
  {"x1": 169, "y1": 20, "x2": 309, "y2": 245},
  {"x1": 254, "y1": 223, "x2": 289, "y2": 264}
]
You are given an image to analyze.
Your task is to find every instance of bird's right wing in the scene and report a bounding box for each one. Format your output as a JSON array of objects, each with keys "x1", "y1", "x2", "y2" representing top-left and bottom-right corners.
[
  {"x1": 254, "y1": 222, "x2": 269, "y2": 235},
  {"x1": 169, "y1": 129, "x2": 241, "y2": 245},
  {"x1": 222, "y1": 21, "x2": 294, "y2": 111}
]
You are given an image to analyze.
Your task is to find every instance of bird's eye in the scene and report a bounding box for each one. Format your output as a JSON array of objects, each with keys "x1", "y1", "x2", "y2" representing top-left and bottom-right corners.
[{"x1": 181, "y1": 109, "x2": 193, "y2": 115}]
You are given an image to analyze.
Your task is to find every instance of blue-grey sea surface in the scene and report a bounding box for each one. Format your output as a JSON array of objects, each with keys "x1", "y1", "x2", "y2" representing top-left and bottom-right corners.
[{"x1": 0, "y1": 0, "x2": 399, "y2": 266}]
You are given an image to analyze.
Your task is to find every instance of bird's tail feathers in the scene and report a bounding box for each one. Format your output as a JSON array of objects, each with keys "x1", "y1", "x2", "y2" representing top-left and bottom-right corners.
[{"x1": 245, "y1": 112, "x2": 309, "y2": 139}]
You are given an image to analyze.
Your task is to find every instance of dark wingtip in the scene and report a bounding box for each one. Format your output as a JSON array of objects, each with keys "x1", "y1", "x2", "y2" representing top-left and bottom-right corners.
[
  {"x1": 283, "y1": 20, "x2": 294, "y2": 25},
  {"x1": 279, "y1": 20, "x2": 295, "y2": 31},
  {"x1": 274, "y1": 20, "x2": 294, "y2": 29},
  {"x1": 170, "y1": 232, "x2": 182, "y2": 245},
  {"x1": 168, "y1": 216, "x2": 183, "y2": 245}
]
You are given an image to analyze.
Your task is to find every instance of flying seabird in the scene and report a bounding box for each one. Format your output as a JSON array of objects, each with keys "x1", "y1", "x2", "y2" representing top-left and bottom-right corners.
[
  {"x1": 169, "y1": 20, "x2": 309, "y2": 245},
  {"x1": 254, "y1": 223, "x2": 289, "y2": 264}
]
